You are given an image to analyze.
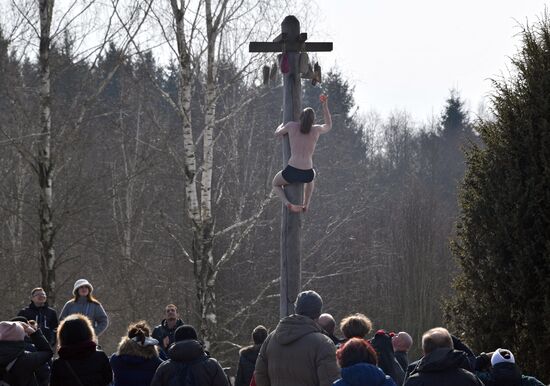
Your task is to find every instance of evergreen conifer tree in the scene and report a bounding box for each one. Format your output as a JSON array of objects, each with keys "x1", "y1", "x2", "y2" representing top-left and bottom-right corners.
[{"x1": 446, "y1": 15, "x2": 550, "y2": 382}]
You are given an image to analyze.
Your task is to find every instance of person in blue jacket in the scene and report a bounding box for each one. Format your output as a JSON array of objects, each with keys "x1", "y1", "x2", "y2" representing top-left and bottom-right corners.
[{"x1": 334, "y1": 337, "x2": 397, "y2": 386}]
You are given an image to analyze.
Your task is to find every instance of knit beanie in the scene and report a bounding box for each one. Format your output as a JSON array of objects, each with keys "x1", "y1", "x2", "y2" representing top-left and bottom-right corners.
[
  {"x1": 73, "y1": 279, "x2": 93, "y2": 295},
  {"x1": 0, "y1": 321, "x2": 26, "y2": 342},
  {"x1": 175, "y1": 325, "x2": 198, "y2": 342},
  {"x1": 252, "y1": 325, "x2": 268, "y2": 345},
  {"x1": 294, "y1": 290, "x2": 323, "y2": 319},
  {"x1": 491, "y1": 349, "x2": 515, "y2": 366}
]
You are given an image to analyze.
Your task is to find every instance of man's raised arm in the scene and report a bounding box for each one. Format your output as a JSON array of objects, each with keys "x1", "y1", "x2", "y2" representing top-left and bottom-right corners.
[{"x1": 318, "y1": 94, "x2": 332, "y2": 133}]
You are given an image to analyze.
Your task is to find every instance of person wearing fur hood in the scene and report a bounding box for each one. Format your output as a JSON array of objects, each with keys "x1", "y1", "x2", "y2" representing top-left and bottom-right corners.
[{"x1": 110, "y1": 321, "x2": 163, "y2": 386}]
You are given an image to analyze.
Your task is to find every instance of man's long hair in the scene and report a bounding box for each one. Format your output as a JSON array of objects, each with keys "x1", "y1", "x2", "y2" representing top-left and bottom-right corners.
[{"x1": 300, "y1": 108, "x2": 315, "y2": 134}]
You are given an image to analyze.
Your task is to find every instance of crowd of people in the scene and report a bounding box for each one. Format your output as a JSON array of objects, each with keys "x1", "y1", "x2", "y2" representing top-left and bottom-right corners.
[{"x1": 0, "y1": 280, "x2": 547, "y2": 386}]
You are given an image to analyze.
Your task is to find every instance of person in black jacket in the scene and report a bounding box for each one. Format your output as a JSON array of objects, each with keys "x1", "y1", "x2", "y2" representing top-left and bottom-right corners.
[
  {"x1": 370, "y1": 330, "x2": 405, "y2": 385},
  {"x1": 50, "y1": 314, "x2": 112, "y2": 386},
  {"x1": 151, "y1": 324, "x2": 229, "y2": 386},
  {"x1": 318, "y1": 314, "x2": 341, "y2": 346},
  {"x1": 475, "y1": 349, "x2": 546, "y2": 386},
  {"x1": 0, "y1": 320, "x2": 53, "y2": 386},
  {"x1": 235, "y1": 325, "x2": 268, "y2": 386},
  {"x1": 392, "y1": 331, "x2": 413, "y2": 372},
  {"x1": 151, "y1": 304, "x2": 184, "y2": 359},
  {"x1": 404, "y1": 327, "x2": 483, "y2": 386},
  {"x1": 17, "y1": 288, "x2": 59, "y2": 348}
]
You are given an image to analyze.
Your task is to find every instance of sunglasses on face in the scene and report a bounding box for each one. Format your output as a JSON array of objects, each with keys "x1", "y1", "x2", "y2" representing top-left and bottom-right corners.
[{"x1": 33, "y1": 293, "x2": 47, "y2": 297}]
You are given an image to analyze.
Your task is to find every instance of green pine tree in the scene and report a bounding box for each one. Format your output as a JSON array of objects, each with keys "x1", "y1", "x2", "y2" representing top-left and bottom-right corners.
[{"x1": 446, "y1": 14, "x2": 550, "y2": 382}]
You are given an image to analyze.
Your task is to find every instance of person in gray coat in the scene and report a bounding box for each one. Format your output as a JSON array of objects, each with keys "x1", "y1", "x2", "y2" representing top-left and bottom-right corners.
[
  {"x1": 59, "y1": 279, "x2": 109, "y2": 336},
  {"x1": 255, "y1": 290, "x2": 340, "y2": 386}
]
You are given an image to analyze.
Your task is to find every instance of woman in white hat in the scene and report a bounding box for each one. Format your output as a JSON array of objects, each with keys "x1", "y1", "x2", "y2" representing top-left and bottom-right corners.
[{"x1": 59, "y1": 279, "x2": 109, "y2": 336}]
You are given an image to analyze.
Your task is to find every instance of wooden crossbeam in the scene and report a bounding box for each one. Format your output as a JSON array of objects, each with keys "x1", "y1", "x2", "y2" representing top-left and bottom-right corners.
[{"x1": 249, "y1": 41, "x2": 333, "y2": 53}]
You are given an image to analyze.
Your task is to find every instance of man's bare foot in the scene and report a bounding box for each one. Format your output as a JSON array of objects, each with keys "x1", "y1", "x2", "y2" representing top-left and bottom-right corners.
[
  {"x1": 286, "y1": 203, "x2": 304, "y2": 213},
  {"x1": 302, "y1": 204, "x2": 309, "y2": 212}
]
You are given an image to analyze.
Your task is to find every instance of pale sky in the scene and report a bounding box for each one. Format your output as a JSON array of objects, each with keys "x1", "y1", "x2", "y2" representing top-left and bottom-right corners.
[{"x1": 305, "y1": 0, "x2": 548, "y2": 122}]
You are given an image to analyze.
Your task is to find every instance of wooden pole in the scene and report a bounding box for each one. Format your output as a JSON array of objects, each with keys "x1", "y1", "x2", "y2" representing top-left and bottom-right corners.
[
  {"x1": 249, "y1": 16, "x2": 332, "y2": 318},
  {"x1": 280, "y1": 15, "x2": 302, "y2": 318}
]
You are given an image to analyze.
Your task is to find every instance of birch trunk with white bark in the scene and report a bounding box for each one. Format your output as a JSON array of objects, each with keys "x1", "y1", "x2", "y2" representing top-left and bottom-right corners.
[{"x1": 38, "y1": 0, "x2": 56, "y2": 304}]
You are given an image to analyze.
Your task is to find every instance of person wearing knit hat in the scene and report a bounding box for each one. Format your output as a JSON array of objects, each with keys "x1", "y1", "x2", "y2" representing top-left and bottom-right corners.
[
  {"x1": 17, "y1": 286, "x2": 59, "y2": 348},
  {"x1": 150, "y1": 324, "x2": 229, "y2": 386},
  {"x1": 474, "y1": 348, "x2": 546, "y2": 386},
  {"x1": 0, "y1": 321, "x2": 26, "y2": 341},
  {"x1": 0, "y1": 321, "x2": 53, "y2": 385},
  {"x1": 294, "y1": 290, "x2": 323, "y2": 319},
  {"x1": 235, "y1": 325, "x2": 269, "y2": 386},
  {"x1": 174, "y1": 324, "x2": 198, "y2": 342},
  {"x1": 255, "y1": 290, "x2": 340, "y2": 386},
  {"x1": 491, "y1": 348, "x2": 515, "y2": 366},
  {"x1": 59, "y1": 279, "x2": 109, "y2": 337}
]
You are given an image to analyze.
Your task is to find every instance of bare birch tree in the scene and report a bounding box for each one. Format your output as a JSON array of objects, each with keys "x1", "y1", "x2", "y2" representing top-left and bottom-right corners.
[
  {"x1": 0, "y1": 0, "x2": 153, "y2": 304},
  {"x1": 129, "y1": 0, "x2": 280, "y2": 345}
]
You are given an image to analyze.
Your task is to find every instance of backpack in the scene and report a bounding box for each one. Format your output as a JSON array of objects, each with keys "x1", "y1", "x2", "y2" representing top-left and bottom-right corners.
[
  {"x1": 170, "y1": 362, "x2": 196, "y2": 386},
  {"x1": 169, "y1": 356, "x2": 208, "y2": 386}
]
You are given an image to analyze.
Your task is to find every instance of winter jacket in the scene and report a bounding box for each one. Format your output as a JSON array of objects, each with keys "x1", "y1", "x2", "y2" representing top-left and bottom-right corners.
[
  {"x1": 235, "y1": 344, "x2": 261, "y2": 386},
  {"x1": 333, "y1": 363, "x2": 397, "y2": 386},
  {"x1": 17, "y1": 302, "x2": 59, "y2": 347},
  {"x1": 59, "y1": 297, "x2": 109, "y2": 336},
  {"x1": 19, "y1": 337, "x2": 50, "y2": 386},
  {"x1": 150, "y1": 339, "x2": 229, "y2": 386},
  {"x1": 110, "y1": 337, "x2": 163, "y2": 386},
  {"x1": 404, "y1": 348, "x2": 484, "y2": 386},
  {"x1": 370, "y1": 331, "x2": 405, "y2": 385},
  {"x1": 451, "y1": 335, "x2": 477, "y2": 371},
  {"x1": 395, "y1": 351, "x2": 409, "y2": 372},
  {"x1": 405, "y1": 340, "x2": 474, "y2": 382},
  {"x1": 152, "y1": 319, "x2": 184, "y2": 358},
  {"x1": 0, "y1": 330, "x2": 53, "y2": 386},
  {"x1": 50, "y1": 341, "x2": 112, "y2": 386},
  {"x1": 255, "y1": 314, "x2": 340, "y2": 386},
  {"x1": 476, "y1": 363, "x2": 546, "y2": 386}
]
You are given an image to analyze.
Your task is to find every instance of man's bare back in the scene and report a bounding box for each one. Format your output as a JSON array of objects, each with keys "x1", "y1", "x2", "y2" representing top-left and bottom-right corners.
[
  {"x1": 272, "y1": 94, "x2": 332, "y2": 212},
  {"x1": 284, "y1": 121, "x2": 321, "y2": 169}
]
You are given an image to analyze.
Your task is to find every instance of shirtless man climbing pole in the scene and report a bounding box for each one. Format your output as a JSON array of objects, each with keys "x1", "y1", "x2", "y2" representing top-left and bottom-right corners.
[{"x1": 272, "y1": 94, "x2": 332, "y2": 213}]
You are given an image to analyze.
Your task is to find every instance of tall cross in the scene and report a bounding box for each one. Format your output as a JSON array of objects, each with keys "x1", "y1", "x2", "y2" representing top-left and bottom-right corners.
[{"x1": 249, "y1": 15, "x2": 333, "y2": 318}]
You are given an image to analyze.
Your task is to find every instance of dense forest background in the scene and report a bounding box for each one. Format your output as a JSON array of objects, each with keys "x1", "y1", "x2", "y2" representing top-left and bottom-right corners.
[{"x1": 0, "y1": 1, "x2": 548, "y2": 383}]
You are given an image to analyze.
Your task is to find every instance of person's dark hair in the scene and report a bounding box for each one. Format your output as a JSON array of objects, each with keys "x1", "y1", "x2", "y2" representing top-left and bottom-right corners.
[
  {"x1": 422, "y1": 327, "x2": 453, "y2": 355},
  {"x1": 336, "y1": 338, "x2": 378, "y2": 368},
  {"x1": 175, "y1": 324, "x2": 198, "y2": 342},
  {"x1": 58, "y1": 314, "x2": 96, "y2": 347},
  {"x1": 127, "y1": 321, "x2": 151, "y2": 345},
  {"x1": 300, "y1": 108, "x2": 315, "y2": 134},
  {"x1": 252, "y1": 325, "x2": 268, "y2": 345},
  {"x1": 340, "y1": 313, "x2": 373, "y2": 339}
]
